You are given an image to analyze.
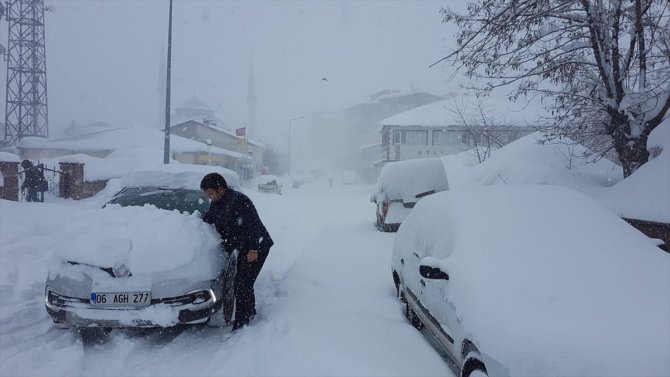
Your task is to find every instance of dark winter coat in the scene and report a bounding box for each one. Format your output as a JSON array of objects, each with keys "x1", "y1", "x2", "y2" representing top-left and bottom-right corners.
[
  {"x1": 21, "y1": 166, "x2": 46, "y2": 192},
  {"x1": 203, "y1": 189, "x2": 273, "y2": 259}
]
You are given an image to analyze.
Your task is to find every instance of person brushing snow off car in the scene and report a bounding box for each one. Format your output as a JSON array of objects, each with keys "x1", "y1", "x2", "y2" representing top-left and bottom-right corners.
[{"x1": 201, "y1": 172, "x2": 274, "y2": 331}]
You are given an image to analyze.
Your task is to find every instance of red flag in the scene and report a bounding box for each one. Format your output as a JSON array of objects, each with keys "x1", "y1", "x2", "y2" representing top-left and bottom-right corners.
[{"x1": 235, "y1": 127, "x2": 246, "y2": 137}]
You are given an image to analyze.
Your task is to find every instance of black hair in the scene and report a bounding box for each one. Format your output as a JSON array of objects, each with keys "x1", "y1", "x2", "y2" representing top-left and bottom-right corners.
[
  {"x1": 200, "y1": 172, "x2": 228, "y2": 190},
  {"x1": 21, "y1": 159, "x2": 33, "y2": 169}
]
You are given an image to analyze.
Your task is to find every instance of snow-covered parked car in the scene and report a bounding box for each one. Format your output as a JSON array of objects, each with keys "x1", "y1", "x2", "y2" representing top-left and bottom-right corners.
[
  {"x1": 257, "y1": 174, "x2": 282, "y2": 195},
  {"x1": 45, "y1": 166, "x2": 240, "y2": 331},
  {"x1": 371, "y1": 158, "x2": 449, "y2": 232},
  {"x1": 391, "y1": 185, "x2": 670, "y2": 377}
]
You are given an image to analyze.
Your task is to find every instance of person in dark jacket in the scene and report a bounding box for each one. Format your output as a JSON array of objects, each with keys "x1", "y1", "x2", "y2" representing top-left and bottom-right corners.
[
  {"x1": 201, "y1": 172, "x2": 274, "y2": 331},
  {"x1": 20, "y1": 159, "x2": 46, "y2": 202}
]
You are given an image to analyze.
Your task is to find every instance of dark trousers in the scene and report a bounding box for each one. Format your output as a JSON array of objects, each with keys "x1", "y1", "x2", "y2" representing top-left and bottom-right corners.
[
  {"x1": 25, "y1": 189, "x2": 39, "y2": 202},
  {"x1": 234, "y1": 249, "x2": 268, "y2": 327}
]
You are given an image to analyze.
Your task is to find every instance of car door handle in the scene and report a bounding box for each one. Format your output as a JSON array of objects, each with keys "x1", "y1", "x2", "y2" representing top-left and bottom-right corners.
[{"x1": 420, "y1": 279, "x2": 426, "y2": 287}]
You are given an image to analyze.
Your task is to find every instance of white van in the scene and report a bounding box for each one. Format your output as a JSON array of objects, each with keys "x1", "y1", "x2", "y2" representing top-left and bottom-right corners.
[{"x1": 370, "y1": 158, "x2": 449, "y2": 232}]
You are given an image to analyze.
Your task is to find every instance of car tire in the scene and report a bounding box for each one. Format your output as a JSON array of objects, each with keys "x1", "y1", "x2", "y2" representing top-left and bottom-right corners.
[
  {"x1": 222, "y1": 284, "x2": 235, "y2": 323},
  {"x1": 381, "y1": 221, "x2": 390, "y2": 232},
  {"x1": 462, "y1": 357, "x2": 488, "y2": 377},
  {"x1": 405, "y1": 301, "x2": 423, "y2": 330},
  {"x1": 392, "y1": 271, "x2": 401, "y2": 298}
]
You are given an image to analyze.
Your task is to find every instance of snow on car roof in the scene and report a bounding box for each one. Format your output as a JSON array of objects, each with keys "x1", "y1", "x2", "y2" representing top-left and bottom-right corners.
[
  {"x1": 119, "y1": 165, "x2": 240, "y2": 191},
  {"x1": 376, "y1": 158, "x2": 449, "y2": 201},
  {"x1": 395, "y1": 184, "x2": 670, "y2": 377}
]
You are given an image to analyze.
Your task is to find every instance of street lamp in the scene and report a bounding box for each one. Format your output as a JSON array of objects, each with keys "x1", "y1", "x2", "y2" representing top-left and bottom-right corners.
[{"x1": 288, "y1": 116, "x2": 304, "y2": 177}]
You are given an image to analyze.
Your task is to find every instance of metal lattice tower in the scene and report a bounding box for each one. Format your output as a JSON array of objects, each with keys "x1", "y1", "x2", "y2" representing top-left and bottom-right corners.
[{"x1": 3, "y1": 0, "x2": 49, "y2": 145}]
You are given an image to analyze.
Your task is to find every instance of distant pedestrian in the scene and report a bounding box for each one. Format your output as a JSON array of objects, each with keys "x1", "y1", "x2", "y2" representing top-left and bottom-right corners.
[
  {"x1": 20, "y1": 160, "x2": 47, "y2": 202},
  {"x1": 201, "y1": 172, "x2": 274, "y2": 331}
]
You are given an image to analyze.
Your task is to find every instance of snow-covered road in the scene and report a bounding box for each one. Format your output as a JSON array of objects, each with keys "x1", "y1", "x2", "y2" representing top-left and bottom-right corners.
[{"x1": 0, "y1": 179, "x2": 453, "y2": 377}]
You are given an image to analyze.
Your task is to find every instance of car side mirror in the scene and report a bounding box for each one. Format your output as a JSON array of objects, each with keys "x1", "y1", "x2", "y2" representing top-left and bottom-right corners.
[
  {"x1": 415, "y1": 189, "x2": 436, "y2": 199},
  {"x1": 419, "y1": 264, "x2": 449, "y2": 280}
]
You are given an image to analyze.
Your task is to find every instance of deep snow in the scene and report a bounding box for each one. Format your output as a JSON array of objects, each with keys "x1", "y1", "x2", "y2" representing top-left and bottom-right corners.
[
  {"x1": 0, "y1": 181, "x2": 454, "y2": 377},
  {"x1": 1, "y1": 119, "x2": 668, "y2": 377}
]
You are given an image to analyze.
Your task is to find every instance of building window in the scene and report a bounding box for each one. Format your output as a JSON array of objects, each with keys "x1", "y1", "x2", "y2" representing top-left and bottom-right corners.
[
  {"x1": 433, "y1": 130, "x2": 462, "y2": 145},
  {"x1": 393, "y1": 130, "x2": 428, "y2": 145},
  {"x1": 463, "y1": 131, "x2": 483, "y2": 145}
]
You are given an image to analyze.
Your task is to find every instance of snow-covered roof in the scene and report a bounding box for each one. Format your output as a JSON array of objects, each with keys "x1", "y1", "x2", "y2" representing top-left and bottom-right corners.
[
  {"x1": 171, "y1": 120, "x2": 267, "y2": 149},
  {"x1": 17, "y1": 126, "x2": 245, "y2": 158},
  {"x1": 0, "y1": 151, "x2": 21, "y2": 163},
  {"x1": 381, "y1": 97, "x2": 543, "y2": 128}
]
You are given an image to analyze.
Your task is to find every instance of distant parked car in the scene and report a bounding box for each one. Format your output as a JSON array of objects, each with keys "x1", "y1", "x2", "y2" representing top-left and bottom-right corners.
[
  {"x1": 257, "y1": 174, "x2": 282, "y2": 195},
  {"x1": 45, "y1": 165, "x2": 241, "y2": 332},
  {"x1": 371, "y1": 158, "x2": 449, "y2": 232},
  {"x1": 391, "y1": 185, "x2": 670, "y2": 377}
]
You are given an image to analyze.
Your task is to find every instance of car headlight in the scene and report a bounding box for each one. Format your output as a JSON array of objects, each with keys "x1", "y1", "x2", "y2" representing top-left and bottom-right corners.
[
  {"x1": 185, "y1": 288, "x2": 216, "y2": 305},
  {"x1": 45, "y1": 287, "x2": 65, "y2": 308}
]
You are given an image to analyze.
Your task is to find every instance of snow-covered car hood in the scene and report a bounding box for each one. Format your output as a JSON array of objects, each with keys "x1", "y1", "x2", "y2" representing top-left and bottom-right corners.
[
  {"x1": 394, "y1": 185, "x2": 670, "y2": 376},
  {"x1": 49, "y1": 204, "x2": 223, "y2": 280}
]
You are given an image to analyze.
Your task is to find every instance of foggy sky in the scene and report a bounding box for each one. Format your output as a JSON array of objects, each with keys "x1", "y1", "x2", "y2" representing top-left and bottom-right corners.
[{"x1": 1, "y1": 0, "x2": 465, "y2": 148}]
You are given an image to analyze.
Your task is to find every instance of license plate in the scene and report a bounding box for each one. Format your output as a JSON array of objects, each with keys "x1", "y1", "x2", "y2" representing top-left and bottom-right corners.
[{"x1": 90, "y1": 292, "x2": 151, "y2": 307}]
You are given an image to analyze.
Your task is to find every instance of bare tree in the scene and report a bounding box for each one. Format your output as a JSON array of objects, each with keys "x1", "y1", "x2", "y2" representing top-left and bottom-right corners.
[
  {"x1": 435, "y1": 0, "x2": 670, "y2": 177},
  {"x1": 447, "y1": 97, "x2": 517, "y2": 163}
]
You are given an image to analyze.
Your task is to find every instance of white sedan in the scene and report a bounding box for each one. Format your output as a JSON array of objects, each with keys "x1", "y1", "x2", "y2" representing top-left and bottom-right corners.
[
  {"x1": 45, "y1": 166, "x2": 240, "y2": 333},
  {"x1": 391, "y1": 184, "x2": 670, "y2": 377}
]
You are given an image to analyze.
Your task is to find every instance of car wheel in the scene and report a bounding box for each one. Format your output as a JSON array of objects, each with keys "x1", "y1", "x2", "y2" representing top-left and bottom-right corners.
[
  {"x1": 221, "y1": 266, "x2": 236, "y2": 324},
  {"x1": 462, "y1": 358, "x2": 488, "y2": 377},
  {"x1": 222, "y1": 283, "x2": 235, "y2": 323},
  {"x1": 382, "y1": 223, "x2": 396, "y2": 232},
  {"x1": 392, "y1": 271, "x2": 401, "y2": 298},
  {"x1": 405, "y1": 301, "x2": 423, "y2": 329}
]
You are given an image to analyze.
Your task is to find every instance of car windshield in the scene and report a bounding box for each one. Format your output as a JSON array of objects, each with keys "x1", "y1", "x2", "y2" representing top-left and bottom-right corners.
[{"x1": 107, "y1": 187, "x2": 209, "y2": 214}]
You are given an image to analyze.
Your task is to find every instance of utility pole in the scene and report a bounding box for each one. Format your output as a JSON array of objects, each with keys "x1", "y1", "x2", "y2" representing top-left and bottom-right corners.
[
  {"x1": 163, "y1": 0, "x2": 173, "y2": 164},
  {"x1": 4, "y1": 0, "x2": 51, "y2": 145}
]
